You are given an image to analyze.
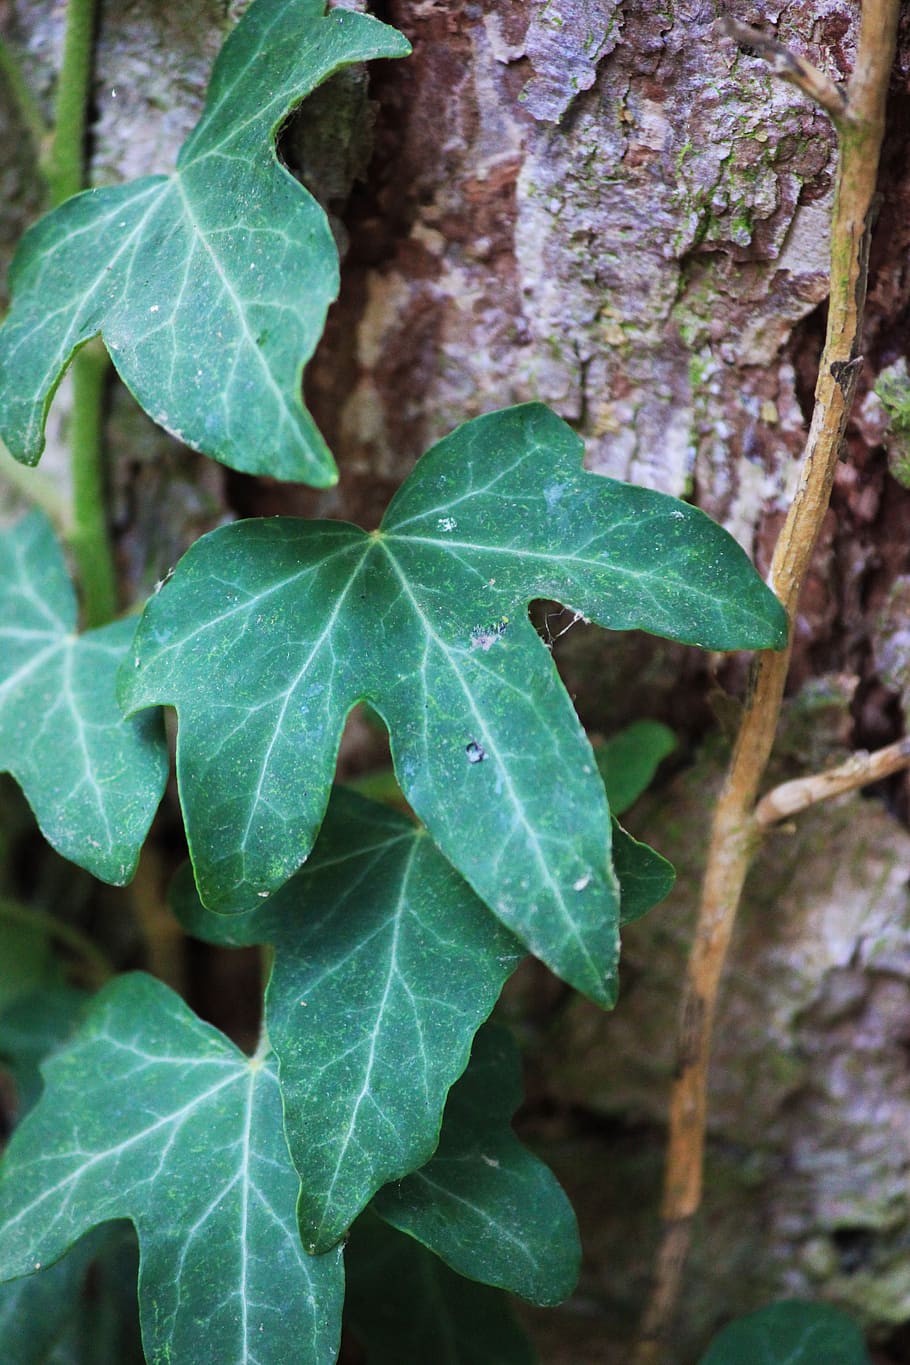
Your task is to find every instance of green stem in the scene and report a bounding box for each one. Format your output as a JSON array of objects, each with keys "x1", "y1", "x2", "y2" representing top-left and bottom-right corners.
[
  {"x1": 43, "y1": 0, "x2": 119, "y2": 626},
  {"x1": 69, "y1": 340, "x2": 118, "y2": 626},
  {"x1": 0, "y1": 36, "x2": 49, "y2": 159},
  {"x1": 0, "y1": 895, "x2": 114, "y2": 988},
  {"x1": 44, "y1": 0, "x2": 97, "y2": 209},
  {"x1": 256, "y1": 945, "x2": 274, "y2": 1057},
  {"x1": 128, "y1": 845, "x2": 188, "y2": 993},
  {"x1": 343, "y1": 769, "x2": 408, "y2": 808}
]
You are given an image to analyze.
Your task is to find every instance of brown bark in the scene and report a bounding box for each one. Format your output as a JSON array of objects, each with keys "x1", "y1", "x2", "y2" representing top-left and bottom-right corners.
[
  {"x1": 2, "y1": 1, "x2": 910, "y2": 1359},
  {"x1": 637, "y1": 7, "x2": 901, "y2": 1354}
]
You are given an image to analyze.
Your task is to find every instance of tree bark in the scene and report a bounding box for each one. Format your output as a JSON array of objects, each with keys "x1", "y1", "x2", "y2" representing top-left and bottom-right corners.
[{"x1": 2, "y1": 1, "x2": 910, "y2": 1359}]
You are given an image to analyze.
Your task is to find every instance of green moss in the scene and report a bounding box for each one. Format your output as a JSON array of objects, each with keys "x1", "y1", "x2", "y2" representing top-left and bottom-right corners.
[
  {"x1": 875, "y1": 360, "x2": 910, "y2": 487},
  {"x1": 688, "y1": 355, "x2": 706, "y2": 389},
  {"x1": 729, "y1": 207, "x2": 753, "y2": 245},
  {"x1": 675, "y1": 139, "x2": 694, "y2": 173}
]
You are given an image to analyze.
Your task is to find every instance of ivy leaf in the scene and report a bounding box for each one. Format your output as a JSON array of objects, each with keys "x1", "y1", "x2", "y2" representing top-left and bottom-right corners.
[
  {"x1": 171, "y1": 787, "x2": 524, "y2": 1252},
  {"x1": 0, "y1": 974, "x2": 344, "y2": 1365},
  {"x1": 0, "y1": 513, "x2": 167, "y2": 884},
  {"x1": 699, "y1": 1300, "x2": 871, "y2": 1364},
  {"x1": 0, "y1": 981, "x2": 141, "y2": 1364},
  {"x1": 0, "y1": 0, "x2": 409, "y2": 484},
  {"x1": 345, "y1": 1213, "x2": 536, "y2": 1365},
  {"x1": 373, "y1": 1023, "x2": 579, "y2": 1307},
  {"x1": 612, "y1": 819, "x2": 675, "y2": 926},
  {"x1": 122, "y1": 403, "x2": 786, "y2": 1005},
  {"x1": 596, "y1": 720, "x2": 676, "y2": 815},
  {"x1": 0, "y1": 1229, "x2": 100, "y2": 1365},
  {"x1": 45, "y1": 1224, "x2": 144, "y2": 1365},
  {"x1": 0, "y1": 1225, "x2": 143, "y2": 1365},
  {"x1": 0, "y1": 981, "x2": 88, "y2": 1114}
]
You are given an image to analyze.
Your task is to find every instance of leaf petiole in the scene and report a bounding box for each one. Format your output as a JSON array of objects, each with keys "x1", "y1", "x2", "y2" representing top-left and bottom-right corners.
[
  {"x1": 69, "y1": 341, "x2": 117, "y2": 627},
  {"x1": 47, "y1": 0, "x2": 118, "y2": 627}
]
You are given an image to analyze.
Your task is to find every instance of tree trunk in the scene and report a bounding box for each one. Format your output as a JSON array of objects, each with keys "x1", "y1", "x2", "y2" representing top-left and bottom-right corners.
[{"x1": 2, "y1": 1, "x2": 910, "y2": 1360}]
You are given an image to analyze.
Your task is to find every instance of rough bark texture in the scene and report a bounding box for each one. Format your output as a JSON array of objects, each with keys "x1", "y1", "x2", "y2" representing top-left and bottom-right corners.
[
  {"x1": 517, "y1": 689, "x2": 910, "y2": 1361},
  {"x1": 305, "y1": 0, "x2": 839, "y2": 541},
  {"x1": 2, "y1": 0, "x2": 910, "y2": 1360}
]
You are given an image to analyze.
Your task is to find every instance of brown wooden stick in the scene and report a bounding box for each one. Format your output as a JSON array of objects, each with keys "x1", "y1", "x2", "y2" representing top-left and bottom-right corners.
[
  {"x1": 719, "y1": 17, "x2": 849, "y2": 124},
  {"x1": 634, "y1": 4, "x2": 900, "y2": 1359},
  {"x1": 755, "y1": 738, "x2": 910, "y2": 826}
]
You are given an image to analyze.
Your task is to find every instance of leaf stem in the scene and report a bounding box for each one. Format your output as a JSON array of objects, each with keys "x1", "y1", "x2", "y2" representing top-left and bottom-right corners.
[
  {"x1": 634, "y1": 3, "x2": 900, "y2": 1358},
  {"x1": 45, "y1": 0, "x2": 118, "y2": 627},
  {"x1": 44, "y1": 0, "x2": 96, "y2": 209},
  {"x1": 0, "y1": 6, "x2": 117, "y2": 620},
  {"x1": 68, "y1": 339, "x2": 118, "y2": 626},
  {"x1": 343, "y1": 769, "x2": 413, "y2": 813},
  {"x1": 129, "y1": 844, "x2": 187, "y2": 994},
  {"x1": 0, "y1": 895, "x2": 113, "y2": 988}
]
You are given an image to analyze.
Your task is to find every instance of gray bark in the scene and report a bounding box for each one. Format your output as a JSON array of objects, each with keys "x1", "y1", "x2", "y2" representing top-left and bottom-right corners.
[{"x1": 2, "y1": 1, "x2": 910, "y2": 1359}]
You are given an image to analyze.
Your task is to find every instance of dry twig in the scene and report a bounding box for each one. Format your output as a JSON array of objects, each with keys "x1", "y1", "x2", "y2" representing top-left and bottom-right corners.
[
  {"x1": 634, "y1": 3, "x2": 901, "y2": 1359},
  {"x1": 755, "y1": 738, "x2": 910, "y2": 826},
  {"x1": 719, "y1": 17, "x2": 849, "y2": 124}
]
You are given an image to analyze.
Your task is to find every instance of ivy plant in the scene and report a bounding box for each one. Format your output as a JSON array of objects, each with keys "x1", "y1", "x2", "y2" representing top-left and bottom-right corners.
[
  {"x1": 120, "y1": 400, "x2": 783, "y2": 1005},
  {"x1": 699, "y1": 1301, "x2": 872, "y2": 1365},
  {"x1": 0, "y1": 511, "x2": 167, "y2": 883},
  {"x1": 0, "y1": 0, "x2": 409, "y2": 484},
  {"x1": 0, "y1": 0, "x2": 791, "y2": 1361}
]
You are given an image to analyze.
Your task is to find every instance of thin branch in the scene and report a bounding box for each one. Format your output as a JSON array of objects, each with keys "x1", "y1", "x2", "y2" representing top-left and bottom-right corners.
[
  {"x1": 755, "y1": 738, "x2": 910, "y2": 826},
  {"x1": 719, "y1": 17, "x2": 849, "y2": 125},
  {"x1": 634, "y1": 3, "x2": 900, "y2": 1359}
]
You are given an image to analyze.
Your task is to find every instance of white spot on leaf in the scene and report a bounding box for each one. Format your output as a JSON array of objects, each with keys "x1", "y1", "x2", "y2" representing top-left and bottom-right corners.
[{"x1": 470, "y1": 618, "x2": 508, "y2": 651}]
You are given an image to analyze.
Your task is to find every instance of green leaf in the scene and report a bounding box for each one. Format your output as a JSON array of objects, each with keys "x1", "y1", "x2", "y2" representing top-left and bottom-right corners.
[
  {"x1": 345, "y1": 1213, "x2": 536, "y2": 1365},
  {"x1": 0, "y1": 982, "x2": 88, "y2": 1113},
  {"x1": 45, "y1": 1225, "x2": 144, "y2": 1365},
  {"x1": 0, "y1": 514, "x2": 167, "y2": 884},
  {"x1": 699, "y1": 1300, "x2": 871, "y2": 1364},
  {"x1": 172, "y1": 787, "x2": 524, "y2": 1252},
  {"x1": 0, "y1": 0, "x2": 409, "y2": 485},
  {"x1": 0, "y1": 974, "x2": 344, "y2": 1365},
  {"x1": 373, "y1": 1024, "x2": 580, "y2": 1306},
  {"x1": 0, "y1": 1230, "x2": 99, "y2": 1365},
  {"x1": 0, "y1": 1225, "x2": 143, "y2": 1365},
  {"x1": 612, "y1": 819, "x2": 675, "y2": 926},
  {"x1": 596, "y1": 720, "x2": 677, "y2": 815},
  {"x1": 124, "y1": 404, "x2": 785, "y2": 1005}
]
